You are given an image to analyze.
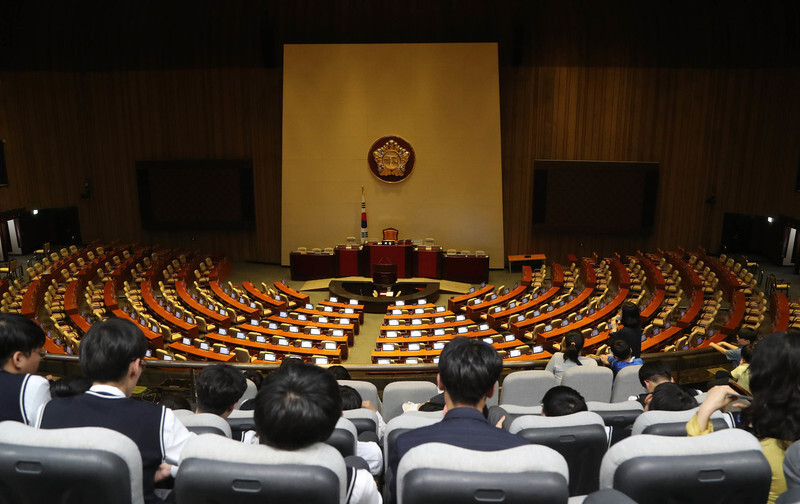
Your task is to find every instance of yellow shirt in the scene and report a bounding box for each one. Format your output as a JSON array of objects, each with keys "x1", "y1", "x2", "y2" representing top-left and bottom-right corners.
[{"x1": 685, "y1": 414, "x2": 786, "y2": 503}]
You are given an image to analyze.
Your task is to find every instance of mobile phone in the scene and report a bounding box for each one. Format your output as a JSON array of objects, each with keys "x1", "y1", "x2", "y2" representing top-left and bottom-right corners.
[{"x1": 727, "y1": 380, "x2": 752, "y2": 398}]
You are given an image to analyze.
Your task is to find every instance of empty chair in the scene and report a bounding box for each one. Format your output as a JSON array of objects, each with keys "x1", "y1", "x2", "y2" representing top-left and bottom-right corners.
[
  {"x1": 631, "y1": 407, "x2": 731, "y2": 436},
  {"x1": 382, "y1": 381, "x2": 439, "y2": 422},
  {"x1": 338, "y1": 379, "x2": 382, "y2": 414},
  {"x1": 325, "y1": 417, "x2": 358, "y2": 458},
  {"x1": 561, "y1": 366, "x2": 614, "y2": 402},
  {"x1": 509, "y1": 411, "x2": 608, "y2": 495},
  {"x1": 500, "y1": 370, "x2": 559, "y2": 406},
  {"x1": 176, "y1": 433, "x2": 347, "y2": 504},
  {"x1": 343, "y1": 407, "x2": 381, "y2": 437},
  {"x1": 609, "y1": 365, "x2": 646, "y2": 402},
  {"x1": 0, "y1": 421, "x2": 144, "y2": 504},
  {"x1": 599, "y1": 429, "x2": 771, "y2": 504},
  {"x1": 397, "y1": 442, "x2": 569, "y2": 504}
]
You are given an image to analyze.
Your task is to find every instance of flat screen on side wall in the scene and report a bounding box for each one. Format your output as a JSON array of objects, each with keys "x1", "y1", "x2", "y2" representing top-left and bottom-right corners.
[
  {"x1": 136, "y1": 160, "x2": 255, "y2": 231},
  {"x1": 532, "y1": 160, "x2": 659, "y2": 234}
]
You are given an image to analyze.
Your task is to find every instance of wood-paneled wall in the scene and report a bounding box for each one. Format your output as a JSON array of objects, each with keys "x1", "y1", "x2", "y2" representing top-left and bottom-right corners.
[{"x1": 0, "y1": 1, "x2": 798, "y2": 263}]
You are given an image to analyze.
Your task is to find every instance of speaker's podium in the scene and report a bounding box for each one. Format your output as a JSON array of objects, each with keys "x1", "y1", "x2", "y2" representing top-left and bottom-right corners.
[
  {"x1": 373, "y1": 262, "x2": 398, "y2": 285},
  {"x1": 366, "y1": 241, "x2": 414, "y2": 278}
]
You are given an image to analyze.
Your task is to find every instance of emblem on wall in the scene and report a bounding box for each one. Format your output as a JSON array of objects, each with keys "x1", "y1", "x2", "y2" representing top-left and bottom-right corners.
[{"x1": 368, "y1": 136, "x2": 415, "y2": 183}]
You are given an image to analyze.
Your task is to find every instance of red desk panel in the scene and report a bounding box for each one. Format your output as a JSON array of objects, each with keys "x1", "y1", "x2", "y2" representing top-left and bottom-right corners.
[{"x1": 366, "y1": 243, "x2": 414, "y2": 278}]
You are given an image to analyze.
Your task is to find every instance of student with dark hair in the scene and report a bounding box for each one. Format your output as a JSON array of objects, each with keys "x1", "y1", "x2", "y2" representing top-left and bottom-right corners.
[
  {"x1": 542, "y1": 385, "x2": 588, "y2": 416},
  {"x1": 687, "y1": 332, "x2": 800, "y2": 503},
  {"x1": 710, "y1": 327, "x2": 756, "y2": 368},
  {"x1": 37, "y1": 318, "x2": 193, "y2": 504},
  {"x1": 600, "y1": 339, "x2": 643, "y2": 375},
  {"x1": 339, "y1": 385, "x2": 383, "y2": 476},
  {"x1": 638, "y1": 361, "x2": 673, "y2": 390},
  {"x1": 241, "y1": 369, "x2": 264, "y2": 390},
  {"x1": 0, "y1": 313, "x2": 50, "y2": 425},
  {"x1": 388, "y1": 337, "x2": 528, "y2": 503},
  {"x1": 647, "y1": 382, "x2": 698, "y2": 411},
  {"x1": 254, "y1": 362, "x2": 380, "y2": 504},
  {"x1": 158, "y1": 393, "x2": 191, "y2": 411},
  {"x1": 608, "y1": 301, "x2": 643, "y2": 358},
  {"x1": 328, "y1": 364, "x2": 352, "y2": 380},
  {"x1": 731, "y1": 343, "x2": 754, "y2": 393},
  {"x1": 196, "y1": 364, "x2": 247, "y2": 417},
  {"x1": 545, "y1": 330, "x2": 596, "y2": 380}
]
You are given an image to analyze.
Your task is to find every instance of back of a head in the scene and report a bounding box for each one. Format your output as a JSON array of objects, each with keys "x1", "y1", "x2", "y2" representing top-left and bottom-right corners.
[
  {"x1": 542, "y1": 386, "x2": 588, "y2": 417},
  {"x1": 0, "y1": 313, "x2": 46, "y2": 366},
  {"x1": 50, "y1": 375, "x2": 92, "y2": 398},
  {"x1": 196, "y1": 364, "x2": 247, "y2": 415},
  {"x1": 611, "y1": 339, "x2": 631, "y2": 360},
  {"x1": 255, "y1": 362, "x2": 342, "y2": 450},
  {"x1": 745, "y1": 332, "x2": 800, "y2": 441},
  {"x1": 738, "y1": 328, "x2": 757, "y2": 344},
  {"x1": 648, "y1": 382, "x2": 698, "y2": 411},
  {"x1": 563, "y1": 330, "x2": 585, "y2": 365},
  {"x1": 638, "y1": 361, "x2": 672, "y2": 388},
  {"x1": 241, "y1": 369, "x2": 264, "y2": 389},
  {"x1": 740, "y1": 343, "x2": 755, "y2": 364},
  {"x1": 438, "y1": 336, "x2": 502, "y2": 406},
  {"x1": 79, "y1": 318, "x2": 147, "y2": 383},
  {"x1": 339, "y1": 385, "x2": 363, "y2": 410},
  {"x1": 620, "y1": 302, "x2": 641, "y2": 328},
  {"x1": 328, "y1": 365, "x2": 351, "y2": 380}
]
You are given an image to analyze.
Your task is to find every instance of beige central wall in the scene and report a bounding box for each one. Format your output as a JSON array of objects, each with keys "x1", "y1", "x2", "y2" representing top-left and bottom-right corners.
[{"x1": 282, "y1": 43, "x2": 505, "y2": 268}]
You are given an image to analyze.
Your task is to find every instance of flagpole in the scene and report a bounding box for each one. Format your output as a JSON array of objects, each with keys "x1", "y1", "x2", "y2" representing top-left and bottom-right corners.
[{"x1": 361, "y1": 186, "x2": 368, "y2": 244}]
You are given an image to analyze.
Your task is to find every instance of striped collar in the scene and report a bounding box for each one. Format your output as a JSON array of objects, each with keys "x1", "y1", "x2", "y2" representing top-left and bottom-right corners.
[{"x1": 87, "y1": 384, "x2": 126, "y2": 398}]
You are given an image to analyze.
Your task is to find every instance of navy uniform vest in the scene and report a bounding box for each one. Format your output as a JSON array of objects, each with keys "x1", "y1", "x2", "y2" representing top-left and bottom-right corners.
[
  {"x1": 39, "y1": 391, "x2": 166, "y2": 504},
  {"x1": 0, "y1": 370, "x2": 31, "y2": 423}
]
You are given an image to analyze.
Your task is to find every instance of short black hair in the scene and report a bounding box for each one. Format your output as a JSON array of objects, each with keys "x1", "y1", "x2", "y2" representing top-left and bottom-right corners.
[
  {"x1": 79, "y1": 318, "x2": 148, "y2": 383},
  {"x1": 0, "y1": 313, "x2": 46, "y2": 366},
  {"x1": 328, "y1": 365, "x2": 351, "y2": 380},
  {"x1": 740, "y1": 343, "x2": 755, "y2": 364},
  {"x1": 738, "y1": 328, "x2": 757, "y2": 344},
  {"x1": 638, "y1": 361, "x2": 672, "y2": 387},
  {"x1": 438, "y1": 336, "x2": 501, "y2": 406},
  {"x1": 196, "y1": 364, "x2": 248, "y2": 415},
  {"x1": 610, "y1": 339, "x2": 631, "y2": 360},
  {"x1": 339, "y1": 385, "x2": 362, "y2": 410},
  {"x1": 254, "y1": 362, "x2": 342, "y2": 450},
  {"x1": 542, "y1": 386, "x2": 588, "y2": 416},
  {"x1": 159, "y1": 393, "x2": 192, "y2": 411},
  {"x1": 648, "y1": 382, "x2": 698, "y2": 411}
]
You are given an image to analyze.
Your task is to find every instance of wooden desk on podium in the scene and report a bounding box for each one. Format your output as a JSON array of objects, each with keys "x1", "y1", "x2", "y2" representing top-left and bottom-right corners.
[{"x1": 366, "y1": 242, "x2": 414, "y2": 278}]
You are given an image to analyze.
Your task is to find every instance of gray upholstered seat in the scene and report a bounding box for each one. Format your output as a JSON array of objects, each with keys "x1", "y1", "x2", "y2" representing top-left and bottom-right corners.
[
  {"x1": 561, "y1": 366, "x2": 613, "y2": 403},
  {"x1": 599, "y1": 429, "x2": 771, "y2": 503},
  {"x1": 327, "y1": 417, "x2": 358, "y2": 458},
  {"x1": 382, "y1": 381, "x2": 439, "y2": 422},
  {"x1": 225, "y1": 409, "x2": 256, "y2": 441},
  {"x1": 176, "y1": 433, "x2": 347, "y2": 504},
  {"x1": 509, "y1": 411, "x2": 608, "y2": 496},
  {"x1": 587, "y1": 400, "x2": 643, "y2": 429},
  {"x1": 609, "y1": 365, "x2": 646, "y2": 402},
  {"x1": 397, "y1": 442, "x2": 570, "y2": 504},
  {"x1": 382, "y1": 412, "x2": 442, "y2": 476},
  {"x1": 0, "y1": 421, "x2": 144, "y2": 504},
  {"x1": 175, "y1": 411, "x2": 232, "y2": 437},
  {"x1": 500, "y1": 370, "x2": 559, "y2": 406},
  {"x1": 630, "y1": 407, "x2": 730, "y2": 436},
  {"x1": 234, "y1": 378, "x2": 258, "y2": 409},
  {"x1": 339, "y1": 379, "x2": 382, "y2": 414},
  {"x1": 343, "y1": 407, "x2": 380, "y2": 437},
  {"x1": 488, "y1": 404, "x2": 543, "y2": 430}
]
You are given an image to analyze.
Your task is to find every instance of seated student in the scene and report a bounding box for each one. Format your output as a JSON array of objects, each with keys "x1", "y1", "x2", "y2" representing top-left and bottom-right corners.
[
  {"x1": 608, "y1": 302, "x2": 643, "y2": 358},
  {"x1": 255, "y1": 362, "x2": 381, "y2": 504},
  {"x1": 646, "y1": 382, "x2": 698, "y2": 411},
  {"x1": 340, "y1": 385, "x2": 383, "y2": 475},
  {"x1": 328, "y1": 364, "x2": 352, "y2": 380},
  {"x1": 541, "y1": 385, "x2": 588, "y2": 416},
  {"x1": 600, "y1": 339, "x2": 643, "y2": 376},
  {"x1": 710, "y1": 327, "x2": 757, "y2": 368},
  {"x1": 388, "y1": 337, "x2": 529, "y2": 503},
  {"x1": 49, "y1": 375, "x2": 92, "y2": 398},
  {"x1": 195, "y1": 363, "x2": 247, "y2": 419},
  {"x1": 731, "y1": 343, "x2": 754, "y2": 394},
  {"x1": 237, "y1": 369, "x2": 264, "y2": 410},
  {"x1": 545, "y1": 330, "x2": 596, "y2": 381},
  {"x1": 37, "y1": 318, "x2": 193, "y2": 504},
  {"x1": 0, "y1": 313, "x2": 50, "y2": 425}
]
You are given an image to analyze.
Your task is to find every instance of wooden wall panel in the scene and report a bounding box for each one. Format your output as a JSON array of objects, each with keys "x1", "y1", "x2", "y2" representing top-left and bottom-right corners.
[{"x1": 0, "y1": 1, "x2": 798, "y2": 264}]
